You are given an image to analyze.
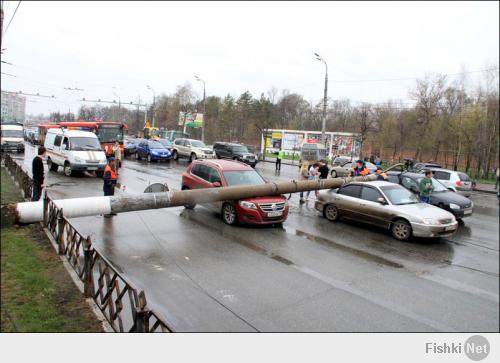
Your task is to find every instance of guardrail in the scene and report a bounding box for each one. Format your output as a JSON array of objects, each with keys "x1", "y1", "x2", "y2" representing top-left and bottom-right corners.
[{"x1": 1, "y1": 152, "x2": 172, "y2": 332}]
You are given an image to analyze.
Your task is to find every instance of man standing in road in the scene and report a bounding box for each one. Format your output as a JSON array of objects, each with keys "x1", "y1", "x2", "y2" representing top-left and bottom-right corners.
[
  {"x1": 349, "y1": 160, "x2": 370, "y2": 177},
  {"x1": 32, "y1": 146, "x2": 46, "y2": 201},
  {"x1": 112, "y1": 141, "x2": 122, "y2": 169},
  {"x1": 419, "y1": 170, "x2": 434, "y2": 204},
  {"x1": 318, "y1": 159, "x2": 329, "y2": 180},
  {"x1": 375, "y1": 166, "x2": 388, "y2": 180},
  {"x1": 276, "y1": 148, "x2": 284, "y2": 172}
]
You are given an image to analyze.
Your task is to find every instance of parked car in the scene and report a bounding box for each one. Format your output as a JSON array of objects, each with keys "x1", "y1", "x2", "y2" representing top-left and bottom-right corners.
[
  {"x1": 157, "y1": 138, "x2": 172, "y2": 151},
  {"x1": 330, "y1": 161, "x2": 377, "y2": 178},
  {"x1": 44, "y1": 128, "x2": 107, "y2": 177},
  {"x1": 422, "y1": 168, "x2": 473, "y2": 197},
  {"x1": 331, "y1": 156, "x2": 355, "y2": 167},
  {"x1": 124, "y1": 138, "x2": 141, "y2": 156},
  {"x1": 315, "y1": 181, "x2": 458, "y2": 241},
  {"x1": 387, "y1": 171, "x2": 473, "y2": 220},
  {"x1": 410, "y1": 162, "x2": 442, "y2": 172},
  {"x1": 213, "y1": 142, "x2": 258, "y2": 167},
  {"x1": 1, "y1": 123, "x2": 25, "y2": 153},
  {"x1": 181, "y1": 159, "x2": 289, "y2": 225},
  {"x1": 136, "y1": 139, "x2": 172, "y2": 162},
  {"x1": 171, "y1": 138, "x2": 215, "y2": 162}
]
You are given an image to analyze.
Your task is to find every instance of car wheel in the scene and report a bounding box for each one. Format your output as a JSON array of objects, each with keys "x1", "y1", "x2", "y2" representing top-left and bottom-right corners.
[
  {"x1": 323, "y1": 204, "x2": 340, "y2": 221},
  {"x1": 63, "y1": 162, "x2": 72, "y2": 177},
  {"x1": 172, "y1": 150, "x2": 179, "y2": 160},
  {"x1": 216, "y1": 153, "x2": 221, "y2": 159},
  {"x1": 47, "y1": 158, "x2": 58, "y2": 172},
  {"x1": 181, "y1": 186, "x2": 196, "y2": 209},
  {"x1": 189, "y1": 153, "x2": 197, "y2": 162},
  {"x1": 391, "y1": 219, "x2": 412, "y2": 241},
  {"x1": 331, "y1": 170, "x2": 338, "y2": 178},
  {"x1": 222, "y1": 203, "x2": 238, "y2": 225},
  {"x1": 137, "y1": 152, "x2": 141, "y2": 160},
  {"x1": 147, "y1": 154, "x2": 152, "y2": 162}
]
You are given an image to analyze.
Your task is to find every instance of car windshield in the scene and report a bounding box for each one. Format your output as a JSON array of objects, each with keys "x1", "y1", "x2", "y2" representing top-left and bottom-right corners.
[
  {"x1": 97, "y1": 126, "x2": 123, "y2": 143},
  {"x1": 158, "y1": 139, "x2": 172, "y2": 148},
  {"x1": 70, "y1": 137, "x2": 102, "y2": 151},
  {"x1": 191, "y1": 140, "x2": 206, "y2": 148},
  {"x1": 148, "y1": 140, "x2": 165, "y2": 149},
  {"x1": 223, "y1": 170, "x2": 266, "y2": 186},
  {"x1": 417, "y1": 177, "x2": 448, "y2": 192},
  {"x1": 233, "y1": 145, "x2": 248, "y2": 153},
  {"x1": 1, "y1": 130, "x2": 24, "y2": 138},
  {"x1": 380, "y1": 185, "x2": 419, "y2": 205}
]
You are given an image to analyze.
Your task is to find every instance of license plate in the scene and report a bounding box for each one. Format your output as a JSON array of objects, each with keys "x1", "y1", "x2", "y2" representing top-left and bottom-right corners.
[
  {"x1": 445, "y1": 225, "x2": 455, "y2": 231},
  {"x1": 87, "y1": 167, "x2": 97, "y2": 171},
  {"x1": 464, "y1": 210, "x2": 472, "y2": 215},
  {"x1": 267, "y1": 211, "x2": 283, "y2": 217}
]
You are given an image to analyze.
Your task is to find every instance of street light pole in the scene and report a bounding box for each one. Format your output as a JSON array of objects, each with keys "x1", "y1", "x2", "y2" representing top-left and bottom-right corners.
[
  {"x1": 195, "y1": 75, "x2": 206, "y2": 142},
  {"x1": 146, "y1": 85, "x2": 156, "y2": 128},
  {"x1": 314, "y1": 52, "x2": 328, "y2": 145}
]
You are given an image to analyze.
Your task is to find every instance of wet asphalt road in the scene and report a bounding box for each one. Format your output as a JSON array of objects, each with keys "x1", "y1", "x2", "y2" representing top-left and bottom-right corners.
[{"x1": 12, "y1": 144, "x2": 500, "y2": 332}]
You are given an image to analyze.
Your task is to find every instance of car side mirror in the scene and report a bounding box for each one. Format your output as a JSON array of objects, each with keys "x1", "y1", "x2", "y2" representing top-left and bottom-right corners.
[
  {"x1": 212, "y1": 181, "x2": 221, "y2": 188},
  {"x1": 377, "y1": 197, "x2": 387, "y2": 205}
]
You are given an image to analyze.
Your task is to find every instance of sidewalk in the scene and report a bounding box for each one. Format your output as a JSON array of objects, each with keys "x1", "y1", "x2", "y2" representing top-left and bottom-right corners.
[{"x1": 474, "y1": 183, "x2": 498, "y2": 194}]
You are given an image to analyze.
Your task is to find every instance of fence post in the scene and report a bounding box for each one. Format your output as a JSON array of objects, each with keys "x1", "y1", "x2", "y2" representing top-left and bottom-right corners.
[
  {"x1": 83, "y1": 236, "x2": 95, "y2": 298},
  {"x1": 135, "y1": 291, "x2": 149, "y2": 332},
  {"x1": 43, "y1": 193, "x2": 49, "y2": 227},
  {"x1": 57, "y1": 208, "x2": 65, "y2": 254}
]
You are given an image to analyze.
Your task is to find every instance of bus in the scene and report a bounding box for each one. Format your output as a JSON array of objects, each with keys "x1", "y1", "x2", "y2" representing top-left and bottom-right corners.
[
  {"x1": 58, "y1": 121, "x2": 128, "y2": 157},
  {"x1": 159, "y1": 129, "x2": 190, "y2": 142}
]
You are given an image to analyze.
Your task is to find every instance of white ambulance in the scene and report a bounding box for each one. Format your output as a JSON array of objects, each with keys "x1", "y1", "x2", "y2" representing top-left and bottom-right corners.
[{"x1": 44, "y1": 129, "x2": 107, "y2": 177}]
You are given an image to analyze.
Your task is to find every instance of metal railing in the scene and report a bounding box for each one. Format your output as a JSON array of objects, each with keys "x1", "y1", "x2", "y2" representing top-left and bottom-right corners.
[{"x1": 2, "y1": 153, "x2": 172, "y2": 332}]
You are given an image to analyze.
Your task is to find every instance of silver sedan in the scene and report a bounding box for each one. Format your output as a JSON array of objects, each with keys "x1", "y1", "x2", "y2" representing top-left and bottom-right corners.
[
  {"x1": 330, "y1": 161, "x2": 377, "y2": 178},
  {"x1": 314, "y1": 181, "x2": 458, "y2": 241}
]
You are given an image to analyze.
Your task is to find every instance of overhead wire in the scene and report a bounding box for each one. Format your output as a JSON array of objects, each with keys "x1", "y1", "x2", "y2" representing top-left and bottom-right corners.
[{"x1": 3, "y1": 0, "x2": 21, "y2": 35}]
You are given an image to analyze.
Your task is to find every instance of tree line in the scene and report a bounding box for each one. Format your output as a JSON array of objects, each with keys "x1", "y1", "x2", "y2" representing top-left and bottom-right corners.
[{"x1": 44, "y1": 68, "x2": 498, "y2": 179}]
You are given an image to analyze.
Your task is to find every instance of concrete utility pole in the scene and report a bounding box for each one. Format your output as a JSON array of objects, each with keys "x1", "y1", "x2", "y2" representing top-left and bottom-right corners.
[
  {"x1": 147, "y1": 85, "x2": 156, "y2": 128},
  {"x1": 14, "y1": 174, "x2": 377, "y2": 224},
  {"x1": 195, "y1": 76, "x2": 206, "y2": 142},
  {"x1": 314, "y1": 52, "x2": 328, "y2": 145}
]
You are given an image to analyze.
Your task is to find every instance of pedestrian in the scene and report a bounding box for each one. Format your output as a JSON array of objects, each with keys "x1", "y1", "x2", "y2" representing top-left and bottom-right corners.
[
  {"x1": 276, "y1": 148, "x2": 284, "y2": 171},
  {"x1": 318, "y1": 159, "x2": 329, "y2": 180},
  {"x1": 375, "y1": 166, "x2": 388, "y2": 181},
  {"x1": 298, "y1": 160, "x2": 310, "y2": 203},
  {"x1": 419, "y1": 170, "x2": 434, "y2": 204},
  {"x1": 103, "y1": 157, "x2": 118, "y2": 216},
  {"x1": 374, "y1": 155, "x2": 382, "y2": 167},
  {"x1": 349, "y1": 160, "x2": 370, "y2": 177},
  {"x1": 495, "y1": 167, "x2": 499, "y2": 190},
  {"x1": 112, "y1": 141, "x2": 122, "y2": 169},
  {"x1": 310, "y1": 162, "x2": 320, "y2": 198},
  {"x1": 32, "y1": 146, "x2": 46, "y2": 201}
]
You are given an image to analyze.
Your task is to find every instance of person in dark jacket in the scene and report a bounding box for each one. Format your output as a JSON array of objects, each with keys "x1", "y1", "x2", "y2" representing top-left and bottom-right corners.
[
  {"x1": 32, "y1": 146, "x2": 46, "y2": 201},
  {"x1": 318, "y1": 159, "x2": 329, "y2": 180}
]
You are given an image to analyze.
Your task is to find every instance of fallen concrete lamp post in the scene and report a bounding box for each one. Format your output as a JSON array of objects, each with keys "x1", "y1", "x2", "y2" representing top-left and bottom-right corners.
[{"x1": 14, "y1": 174, "x2": 377, "y2": 224}]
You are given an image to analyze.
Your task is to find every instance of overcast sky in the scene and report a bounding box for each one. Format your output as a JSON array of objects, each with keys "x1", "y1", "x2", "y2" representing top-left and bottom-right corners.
[{"x1": 1, "y1": 1, "x2": 499, "y2": 116}]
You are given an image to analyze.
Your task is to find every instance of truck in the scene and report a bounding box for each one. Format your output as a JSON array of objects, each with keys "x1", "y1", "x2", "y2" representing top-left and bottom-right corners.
[
  {"x1": 1, "y1": 123, "x2": 25, "y2": 153},
  {"x1": 300, "y1": 142, "x2": 327, "y2": 164}
]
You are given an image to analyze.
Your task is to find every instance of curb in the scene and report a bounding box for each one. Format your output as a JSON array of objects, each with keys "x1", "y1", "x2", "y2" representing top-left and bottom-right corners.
[{"x1": 473, "y1": 188, "x2": 498, "y2": 195}]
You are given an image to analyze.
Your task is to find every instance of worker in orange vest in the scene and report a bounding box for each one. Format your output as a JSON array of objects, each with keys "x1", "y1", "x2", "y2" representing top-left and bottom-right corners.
[{"x1": 103, "y1": 157, "x2": 118, "y2": 217}]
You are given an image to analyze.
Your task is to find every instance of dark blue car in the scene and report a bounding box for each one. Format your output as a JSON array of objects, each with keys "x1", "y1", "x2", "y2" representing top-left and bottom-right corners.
[{"x1": 136, "y1": 140, "x2": 172, "y2": 162}]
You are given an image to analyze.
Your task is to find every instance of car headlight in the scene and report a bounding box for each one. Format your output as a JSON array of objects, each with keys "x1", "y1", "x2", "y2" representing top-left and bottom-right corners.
[
  {"x1": 449, "y1": 203, "x2": 460, "y2": 210},
  {"x1": 239, "y1": 201, "x2": 257, "y2": 209},
  {"x1": 422, "y1": 218, "x2": 441, "y2": 225}
]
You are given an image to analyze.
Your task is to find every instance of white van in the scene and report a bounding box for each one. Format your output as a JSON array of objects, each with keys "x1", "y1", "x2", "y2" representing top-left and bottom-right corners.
[
  {"x1": 44, "y1": 129, "x2": 107, "y2": 177},
  {"x1": 1, "y1": 123, "x2": 25, "y2": 152}
]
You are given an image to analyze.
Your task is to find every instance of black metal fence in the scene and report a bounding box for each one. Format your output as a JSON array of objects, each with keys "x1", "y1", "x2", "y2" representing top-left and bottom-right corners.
[{"x1": 2, "y1": 153, "x2": 172, "y2": 332}]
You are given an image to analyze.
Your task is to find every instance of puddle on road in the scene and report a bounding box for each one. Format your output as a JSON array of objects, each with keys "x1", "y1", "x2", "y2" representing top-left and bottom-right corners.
[{"x1": 292, "y1": 229, "x2": 404, "y2": 269}]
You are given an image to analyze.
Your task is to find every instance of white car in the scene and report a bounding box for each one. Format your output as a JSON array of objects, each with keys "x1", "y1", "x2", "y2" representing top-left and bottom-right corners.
[
  {"x1": 44, "y1": 129, "x2": 107, "y2": 177},
  {"x1": 1, "y1": 123, "x2": 25, "y2": 152},
  {"x1": 171, "y1": 138, "x2": 215, "y2": 162},
  {"x1": 425, "y1": 168, "x2": 473, "y2": 197}
]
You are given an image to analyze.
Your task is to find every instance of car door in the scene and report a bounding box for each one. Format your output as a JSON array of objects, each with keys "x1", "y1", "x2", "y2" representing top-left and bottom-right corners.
[
  {"x1": 180, "y1": 140, "x2": 189, "y2": 156},
  {"x1": 433, "y1": 170, "x2": 452, "y2": 189},
  {"x1": 401, "y1": 176, "x2": 420, "y2": 195},
  {"x1": 207, "y1": 166, "x2": 223, "y2": 211},
  {"x1": 335, "y1": 184, "x2": 362, "y2": 219},
  {"x1": 358, "y1": 185, "x2": 392, "y2": 228},
  {"x1": 53, "y1": 135, "x2": 63, "y2": 165},
  {"x1": 340, "y1": 162, "x2": 353, "y2": 176},
  {"x1": 61, "y1": 136, "x2": 70, "y2": 162}
]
